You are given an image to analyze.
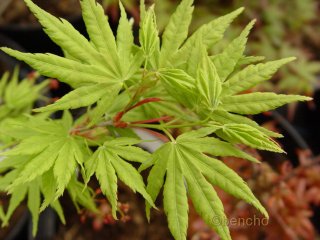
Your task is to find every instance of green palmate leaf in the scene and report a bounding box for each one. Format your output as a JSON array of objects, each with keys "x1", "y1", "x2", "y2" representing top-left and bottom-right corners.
[
  {"x1": 160, "y1": 0, "x2": 194, "y2": 67},
  {"x1": 2, "y1": 114, "x2": 86, "y2": 199},
  {"x1": 222, "y1": 57, "x2": 296, "y2": 96},
  {"x1": 212, "y1": 20, "x2": 255, "y2": 81},
  {"x1": 34, "y1": 83, "x2": 121, "y2": 112},
  {"x1": 146, "y1": 144, "x2": 216, "y2": 239},
  {"x1": 0, "y1": 0, "x2": 313, "y2": 239},
  {"x1": 146, "y1": 131, "x2": 268, "y2": 240},
  {"x1": 215, "y1": 123, "x2": 283, "y2": 152},
  {"x1": 196, "y1": 47, "x2": 222, "y2": 108},
  {"x1": 85, "y1": 137, "x2": 154, "y2": 217},
  {"x1": 220, "y1": 92, "x2": 311, "y2": 114}
]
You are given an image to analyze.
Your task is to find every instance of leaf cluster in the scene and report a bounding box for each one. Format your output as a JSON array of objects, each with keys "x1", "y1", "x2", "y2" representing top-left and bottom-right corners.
[
  {"x1": 0, "y1": 68, "x2": 47, "y2": 121},
  {"x1": 0, "y1": 0, "x2": 312, "y2": 239},
  {"x1": 151, "y1": 0, "x2": 320, "y2": 95}
]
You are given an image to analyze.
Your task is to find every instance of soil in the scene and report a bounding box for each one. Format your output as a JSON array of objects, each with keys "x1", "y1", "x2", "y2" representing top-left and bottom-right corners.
[{"x1": 0, "y1": 0, "x2": 81, "y2": 27}]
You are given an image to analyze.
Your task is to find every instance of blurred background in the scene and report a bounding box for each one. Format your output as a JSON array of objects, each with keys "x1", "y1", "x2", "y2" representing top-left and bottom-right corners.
[{"x1": 0, "y1": 0, "x2": 320, "y2": 239}]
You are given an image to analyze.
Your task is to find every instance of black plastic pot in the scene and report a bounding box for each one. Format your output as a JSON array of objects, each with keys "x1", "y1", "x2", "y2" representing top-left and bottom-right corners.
[
  {"x1": 253, "y1": 105, "x2": 313, "y2": 167},
  {"x1": 291, "y1": 89, "x2": 320, "y2": 156}
]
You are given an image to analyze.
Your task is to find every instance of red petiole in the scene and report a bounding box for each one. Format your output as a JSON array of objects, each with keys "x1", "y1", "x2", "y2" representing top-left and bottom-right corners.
[{"x1": 113, "y1": 97, "x2": 164, "y2": 127}]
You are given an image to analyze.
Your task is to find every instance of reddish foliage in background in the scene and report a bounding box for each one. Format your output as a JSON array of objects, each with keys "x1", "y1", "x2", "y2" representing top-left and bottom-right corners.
[
  {"x1": 79, "y1": 189, "x2": 132, "y2": 232},
  {"x1": 189, "y1": 149, "x2": 320, "y2": 240}
]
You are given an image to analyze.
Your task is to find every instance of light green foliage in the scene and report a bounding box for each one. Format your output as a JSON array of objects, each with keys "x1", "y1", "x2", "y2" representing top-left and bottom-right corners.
[
  {"x1": 221, "y1": 57, "x2": 297, "y2": 96},
  {"x1": 146, "y1": 131, "x2": 268, "y2": 240},
  {"x1": 0, "y1": 0, "x2": 312, "y2": 239},
  {"x1": 219, "y1": 92, "x2": 310, "y2": 115},
  {"x1": 171, "y1": 7, "x2": 244, "y2": 68},
  {"x1": 196, "y1": 46, "x2": 222, "y2": 109},
  {"x1": 0, "y1": 68, "x2": 48, "y2": 121},
  {"x1": 85, "y1": 137, "x2": 154, "y2": 218},
  {"x1": 0, "y1": 114, "x2": 95, "y2": 233},
  {"x1": 212, "y1": 20, "x2": 255, "y2": 82},
  {"x1": 0, "y1": 166, "x2": 67, "y2": 236},
  {"x1": 152, "y1": 0, "x2": 320, "y2": 95},
  {"x1": 159, "y1": 0, "x2": 193, "y2": 66}
]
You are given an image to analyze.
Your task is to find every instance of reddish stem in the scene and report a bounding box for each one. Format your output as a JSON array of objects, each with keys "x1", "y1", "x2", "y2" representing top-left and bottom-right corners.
[
  {"x1": 128, "y1": 97, "x2": 162, "y2": 111},
  {"x1": 131, "y1": 116, "x2": 172, "y2": 125},
  {"x1": 114, "y1": 121, "x2": 128, "y2": 128},
  {"x1": 113, "y1": 97, "x2": 162, "y2": 124}
]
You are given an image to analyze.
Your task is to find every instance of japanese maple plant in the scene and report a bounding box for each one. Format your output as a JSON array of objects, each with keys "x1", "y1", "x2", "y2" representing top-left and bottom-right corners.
[{"x1": 0, "y1": 0, "x2": 312, "y2": 239}]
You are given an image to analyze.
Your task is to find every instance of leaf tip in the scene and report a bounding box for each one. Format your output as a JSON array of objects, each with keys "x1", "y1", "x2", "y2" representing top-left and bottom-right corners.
[
  {"x1": 235, "y1": 7, "x2": 245, "y2": 14},
  {"x1": 32, "y1": 107, "x2": 44, "y2": 113}
]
